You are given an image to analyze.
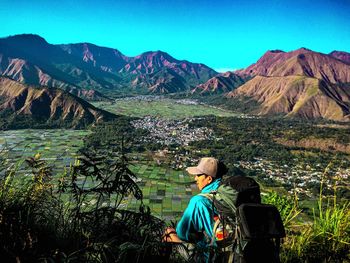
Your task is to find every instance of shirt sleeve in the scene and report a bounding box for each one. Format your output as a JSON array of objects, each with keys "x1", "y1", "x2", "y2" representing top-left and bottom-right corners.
[{"x1": 176, "y1": 195, "x2": 214, "y2": 243}]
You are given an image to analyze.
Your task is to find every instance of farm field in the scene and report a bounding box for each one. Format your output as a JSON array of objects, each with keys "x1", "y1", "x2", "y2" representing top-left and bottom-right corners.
[
  {"x1": 0, "y1": 127, "x2": 198, "y2": 222},
  {"x1": 0, "y1": 129, "x2": 90, "y2": 174},
  {"x1": 0, "y1": 127, "x2": 194, "y2": 214},
  {"x1": 126, "y1": 163, "x2": 199, "y2": 222},
  {"x1": 92, "y1": 97, "x2": 237, "y2": 119}
]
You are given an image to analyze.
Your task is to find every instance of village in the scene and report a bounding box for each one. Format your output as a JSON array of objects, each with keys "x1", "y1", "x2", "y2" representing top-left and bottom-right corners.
[
  {"x1": 238, "y1": 158, "x2": 350, "y2": 197},
  {"x1": 131, "y1": 116, "x2": 214, "y2": 146}
]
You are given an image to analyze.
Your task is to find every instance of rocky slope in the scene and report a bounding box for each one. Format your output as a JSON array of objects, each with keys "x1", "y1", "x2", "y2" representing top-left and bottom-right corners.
[
  {"x1": 227, "y1": 75, "x2": 350, "y2": 121},
  {"x1": 192, "y1": 71, "x2": 247, "y2": 94},
  {"x1": 0, "y1": 77, "x2": 116, "y2": 128},
  {"x1": 0, "y1": 34, "x2": 116, "y2": 100},
  {"x1": 59, "y1": 42, "x2": 130, "y2": 72}
]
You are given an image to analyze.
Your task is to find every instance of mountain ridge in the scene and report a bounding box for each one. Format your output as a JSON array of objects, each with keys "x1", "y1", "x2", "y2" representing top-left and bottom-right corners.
[
  {"x1": 225, "y1": 47, "x2": 350, "y2": 121},
  {"x1": 0, "y1": 34, "x2": 217, "y2": 96},
  {"x1": 329, "y1": 51, "x2": 350, "y2": 65},
  {"x1": 0, "y1": 77, "x2": 116, "y2": 128},
  {"x1": 2, "y1": 34, "x2": 350, "y2": 122},
  {"x1": 234, "y1": 48, "x2": 350, "y2": 83},
  {"x1": 192, "y1": 71, "x2": 247, "y2": 94},
  {"x1": 227, "y1": 75, "x2": 350, "y2": 121}
]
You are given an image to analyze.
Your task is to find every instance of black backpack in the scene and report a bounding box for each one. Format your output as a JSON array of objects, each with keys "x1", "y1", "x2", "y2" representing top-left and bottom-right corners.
[{"x1": 200, "y1": 176, "x2": 286, "y2": 263}]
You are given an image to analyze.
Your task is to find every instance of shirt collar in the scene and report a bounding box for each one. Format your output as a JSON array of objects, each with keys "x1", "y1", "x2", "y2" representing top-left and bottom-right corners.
[{"x1": 201, "y1": 178, "x2": 221, "y2": 193}]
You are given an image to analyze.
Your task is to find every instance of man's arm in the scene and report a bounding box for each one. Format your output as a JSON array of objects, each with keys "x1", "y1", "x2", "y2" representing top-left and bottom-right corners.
[{"x1": 176, "y1": 195, "x2": 213, "y2": 242}]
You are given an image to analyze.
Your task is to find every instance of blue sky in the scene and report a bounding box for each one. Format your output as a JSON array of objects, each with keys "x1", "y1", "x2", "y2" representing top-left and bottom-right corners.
[{"x1": 1, "y1": 0, "x2": 349, "y2": 71}]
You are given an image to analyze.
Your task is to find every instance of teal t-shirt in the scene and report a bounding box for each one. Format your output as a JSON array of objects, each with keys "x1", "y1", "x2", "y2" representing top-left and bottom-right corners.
[{"x1": 176, "y1": 178, "x2": 221, "y2": 246}]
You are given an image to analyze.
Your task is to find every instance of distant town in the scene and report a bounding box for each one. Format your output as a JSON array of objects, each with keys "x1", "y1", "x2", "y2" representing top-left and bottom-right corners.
[
  {"x1": 131, "y1": 116, "x2": 215, "y2": 146},
  {"x1": 238, "y1": 158, "x2": 350, "y2": 197}
]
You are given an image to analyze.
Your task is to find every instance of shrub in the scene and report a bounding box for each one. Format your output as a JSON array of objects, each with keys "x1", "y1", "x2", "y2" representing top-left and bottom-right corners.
[{"x1": 0, "y1": 149, "x2": 167, "y2": 262}]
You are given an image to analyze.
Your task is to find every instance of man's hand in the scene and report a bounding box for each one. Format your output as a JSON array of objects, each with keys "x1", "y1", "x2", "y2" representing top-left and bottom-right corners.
[{"x1": 163, "y1": 227, "x2": 183, "y2": 243}]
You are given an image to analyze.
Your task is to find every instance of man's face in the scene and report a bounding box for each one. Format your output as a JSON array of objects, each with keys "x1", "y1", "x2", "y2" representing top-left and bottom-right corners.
[{"x1": 195, "y1": 174, "x2": 213, "y2": 190}]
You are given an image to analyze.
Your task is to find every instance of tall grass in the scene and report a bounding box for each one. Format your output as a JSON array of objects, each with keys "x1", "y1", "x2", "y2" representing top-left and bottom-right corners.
[
  {"x1": 281, "y1": 194, "x2": 350, "y2": 262},
  {"x1": 262, "y1": 191, "x2": 302, "y2": 229},
  {"x1": 276, "y1": 160, "x2": 350, "y2": 263}
]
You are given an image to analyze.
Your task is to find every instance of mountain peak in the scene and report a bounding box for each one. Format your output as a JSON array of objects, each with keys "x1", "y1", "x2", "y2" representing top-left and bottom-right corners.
[
  {"x1": 79, "y1": 42, "x2": 98, "y2": 48},
  {"x1": 133, "y1": 50, "x2": 178, "y2": 65},
  {"x1": 268, "y1": 49, "x2": 285, "y2": 54},
  {"x1": 329, "y1": 50, "x2": 350, "y2": 64},
  {"x1": 137, "y1": 50, "x2": 172, "y2": 59},
  {"x1": 294, "y1": 47, "x2": 312, "y2": 52},
  {"x1": 330, "y1": 50, "x2": 346, "y2": 54},
  {"x1": 2, "y1": 34, "x2": 48, "y2": 44}
]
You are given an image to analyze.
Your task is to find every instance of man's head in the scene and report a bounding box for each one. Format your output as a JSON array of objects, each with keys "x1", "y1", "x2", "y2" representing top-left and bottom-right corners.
[{"x1": 186, "y1": 157, "x2": 219, "y2": 190}]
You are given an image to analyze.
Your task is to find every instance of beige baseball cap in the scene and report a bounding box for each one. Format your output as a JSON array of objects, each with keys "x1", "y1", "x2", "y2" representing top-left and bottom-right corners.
[{"x1": 186, "y1": 157, "x2": 218, "y2": 178}]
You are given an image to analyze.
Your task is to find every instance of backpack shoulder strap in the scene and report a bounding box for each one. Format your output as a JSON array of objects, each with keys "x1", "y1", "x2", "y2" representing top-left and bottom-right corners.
[{"x1": 198, "y1": 192, "x2": 214, "y2": 201}]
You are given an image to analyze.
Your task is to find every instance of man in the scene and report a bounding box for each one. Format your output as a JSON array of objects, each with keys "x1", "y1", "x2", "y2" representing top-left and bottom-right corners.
[{"x1": 164, "y1": 157, "x2": 226, "y2": 262}]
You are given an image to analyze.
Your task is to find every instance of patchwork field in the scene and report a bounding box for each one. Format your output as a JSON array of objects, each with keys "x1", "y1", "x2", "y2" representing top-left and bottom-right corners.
[
  {"x1": 0, "y1": 128, "x2": 197, "y2": 222},
  {"x1": 0, "y1": 129, "x2": 90, "y2": 174},
  {"x1": 92, "y1": 98, "x2": 237, "y2": 119},
  {"x1": 126, "y1": 163, "x2": 199, "y2": 222}
]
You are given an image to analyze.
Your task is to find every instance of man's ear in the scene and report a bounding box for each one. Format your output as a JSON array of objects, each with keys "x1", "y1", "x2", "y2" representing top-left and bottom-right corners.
[{"x1": 207, "y1": 176, "x2": 213, "y2": 183}]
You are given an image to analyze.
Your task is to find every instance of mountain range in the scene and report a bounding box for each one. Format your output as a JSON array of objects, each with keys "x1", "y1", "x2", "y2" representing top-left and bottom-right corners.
[
  {"x1": 0, "y1": 34, "x2": 217, "y2": 98},
  {"x1": 1, "y1": 33, "x2": 350, "y2": 123}
]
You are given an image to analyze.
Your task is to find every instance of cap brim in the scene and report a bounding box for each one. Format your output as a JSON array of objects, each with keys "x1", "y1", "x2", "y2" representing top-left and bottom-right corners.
[{"x1": 186, "y1": 167, "x2": 203, "y2": 175}]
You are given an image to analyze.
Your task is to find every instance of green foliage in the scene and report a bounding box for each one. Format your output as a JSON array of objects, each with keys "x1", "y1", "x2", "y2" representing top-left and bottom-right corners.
[
  {"x1": 0, "y1": 147, "x2": 167, "y2": 262},
  {"x1": 262, "y1": 191, "x2": 301, "y2": 229},
  {"x1": 0, "y1": 154, "x2": 59, "y2": 262},
  {"x1": 281, "y1": 197, "x2": 350, "y2": 263},
  {"x1": 0, "y1": 104, "x2": 116, "y2": 130},
  {"x1": 83, "y1": 118, "x2": 161, "y2": 154}
]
